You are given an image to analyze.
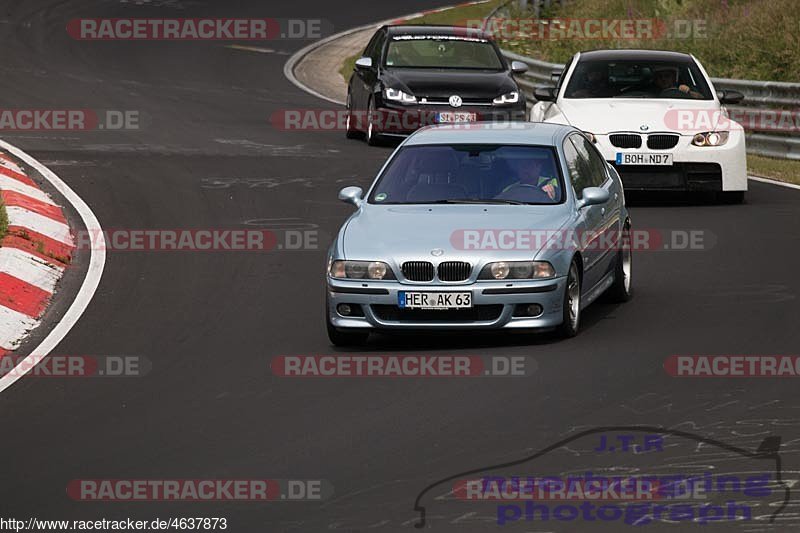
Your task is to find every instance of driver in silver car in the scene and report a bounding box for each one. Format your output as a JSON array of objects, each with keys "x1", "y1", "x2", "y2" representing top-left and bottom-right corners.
[{"x1": 496, "y1": 155, "x2": 560, "y2": 202}]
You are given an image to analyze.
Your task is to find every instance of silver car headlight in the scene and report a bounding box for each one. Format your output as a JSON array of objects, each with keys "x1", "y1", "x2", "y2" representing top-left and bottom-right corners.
[
  {"x1": 479, "y1": 261, "x2": 555, "y2": 280},
  {"x1": 492, "y1": 91, "x2": 519, "y2": 105},
  {"x1": 383, "y1": 88, "x2": 417, "y2": 104},
  {"x1": 692, "y1": 131, "x2": 729, "y2": 147},
  {"x1": 330, "y1": 260, "x2": 396, "y2": 280}
]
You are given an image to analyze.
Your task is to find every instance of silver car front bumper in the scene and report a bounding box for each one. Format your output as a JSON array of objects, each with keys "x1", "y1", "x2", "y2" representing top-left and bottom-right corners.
[{"x1": 327, "y1": 277, "x2": 568, "y2": 331}]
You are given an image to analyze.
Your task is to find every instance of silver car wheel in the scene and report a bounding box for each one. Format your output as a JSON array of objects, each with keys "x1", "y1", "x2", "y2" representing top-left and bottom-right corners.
[
  {"x1": 567, "y1": 262, "x2": 580, "y2": 329},
  {"x1": 622, "y1": 230, "x2": 632, "y2": 293}
]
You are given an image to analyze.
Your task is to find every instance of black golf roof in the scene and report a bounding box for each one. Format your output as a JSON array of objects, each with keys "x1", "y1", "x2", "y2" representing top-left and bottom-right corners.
[
  {"x1": 579, "y1": 49, "x2": 694, "y2": 62},
  {"x1": 384, "y1": 24, "x2": 491, "y2": 40}
]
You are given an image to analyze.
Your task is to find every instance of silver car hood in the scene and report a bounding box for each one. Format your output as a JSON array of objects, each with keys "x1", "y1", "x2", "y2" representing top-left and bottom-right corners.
[{"x1": 342, "y1": 204, "x2": 573, "y2": 262}]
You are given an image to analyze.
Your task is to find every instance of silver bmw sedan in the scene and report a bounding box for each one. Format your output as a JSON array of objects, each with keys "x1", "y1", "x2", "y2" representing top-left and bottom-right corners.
[{"x1": 326, "y1": 122, "x2": 632, "y2": 345}]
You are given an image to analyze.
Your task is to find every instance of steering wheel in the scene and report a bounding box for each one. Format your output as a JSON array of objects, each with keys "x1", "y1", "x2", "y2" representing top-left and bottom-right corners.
[
  {"x1": 617, "y1": 85, "x2": 652, "y2": 97},
  {"x1": 618, "y1": 85, "x2": 644, "y2": 94},
  {"x1": 496, "y1": 183, "x2": 552, "y2": 203},
  {"x1": 659, "y1": 87, "x2": 686, "y2": 98}
]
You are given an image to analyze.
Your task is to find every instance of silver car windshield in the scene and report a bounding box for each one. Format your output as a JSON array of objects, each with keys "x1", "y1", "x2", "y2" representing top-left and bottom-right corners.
[
  {"x1": 368, "y1": 144, "x2": 564, "y2": 205},
  {"x1": 564, "y1": 59, "x2": 713, "y2": 100}
]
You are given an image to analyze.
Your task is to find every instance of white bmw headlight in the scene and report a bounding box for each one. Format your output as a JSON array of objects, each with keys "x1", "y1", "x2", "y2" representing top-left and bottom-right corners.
[
  {"x1": 383, "y1": 88, "x2": 417, "y2": 104},
  {"x1": 492, "y1": 91, "x2": 520, "y2": 105},
  {"x1": 330, "y1": 260, "x2": 395, "y2": 280},
  {"x1": 692, "y1": 131, "x2": 729, "y2": 147}
]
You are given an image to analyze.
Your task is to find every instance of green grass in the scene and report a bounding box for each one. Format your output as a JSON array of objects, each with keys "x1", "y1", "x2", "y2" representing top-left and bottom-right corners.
[
  {"x1": 0, "y1": 199, "x2": 7, "y2": 244},
  {"x1": 339, "y1": 0, "x2": 506, "y2": 81},
  {"x1": 498, "y1": 0, "x2": 800, "y2": 82},
  {"x1": 748, "y1": 155, "x2": 800, "y2": 185},
  {"x1": 340, "y1": 0, "x2": 800, "y2": 84}
]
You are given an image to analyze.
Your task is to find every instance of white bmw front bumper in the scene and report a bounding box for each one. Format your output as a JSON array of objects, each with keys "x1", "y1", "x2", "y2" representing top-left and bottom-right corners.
[{"x1": 593, "y1": 130, "x2": 747, "y2": 192}]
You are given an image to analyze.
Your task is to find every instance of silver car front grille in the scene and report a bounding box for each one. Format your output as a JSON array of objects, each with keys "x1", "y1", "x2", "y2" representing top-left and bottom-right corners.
[
  {"x1": 402, "y1": 261, "x2": 435, "y2": 281},
  {"x1": 437, "y1": 261, "x2": 472, "y2": 282}
]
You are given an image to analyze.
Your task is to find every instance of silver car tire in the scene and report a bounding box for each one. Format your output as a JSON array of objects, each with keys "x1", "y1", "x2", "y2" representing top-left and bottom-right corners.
[
  {"x1": 606, "y1": 220, "x2": 633, "y2": 303},
  {"x1": 557, "y1": 260, "x2": 581, "y2": 338}
]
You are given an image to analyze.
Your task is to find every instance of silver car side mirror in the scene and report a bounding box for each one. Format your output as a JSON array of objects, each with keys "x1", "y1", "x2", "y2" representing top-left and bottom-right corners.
[
  {"x1": 338, "y1": 186, "x2": 364, "y2": 207},
  {"x1": 354, "y1": 57, "x2": 373, "y2": 70},
  {"x1": 511, "y1": 60, "x2": 528, "y2": 74},
  {"x1": 577, "y1": 187, "x2": 610, "y2": 209}
]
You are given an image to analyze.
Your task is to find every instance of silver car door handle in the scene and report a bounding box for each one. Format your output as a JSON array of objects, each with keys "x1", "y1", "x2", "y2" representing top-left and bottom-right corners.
[
  {"x1": 614, "y1": 193, "x2": 619, "y2": 201},
  {"x1": 601, "y1": 207, "x2": 606, "y2": 216}
]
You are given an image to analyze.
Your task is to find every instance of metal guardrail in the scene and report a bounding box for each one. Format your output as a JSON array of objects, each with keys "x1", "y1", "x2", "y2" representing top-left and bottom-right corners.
[
  {"x1": 746, "y1": 134, "x2": 800, "y2": 160},
  {"x1": 498, "y1": 46, "x2": 800, "y2": 160}
]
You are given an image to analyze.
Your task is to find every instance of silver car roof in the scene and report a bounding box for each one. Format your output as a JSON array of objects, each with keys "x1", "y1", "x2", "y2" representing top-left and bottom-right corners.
[{"x1": 403, "y1": 122, "x2": 578, "y2": 147}]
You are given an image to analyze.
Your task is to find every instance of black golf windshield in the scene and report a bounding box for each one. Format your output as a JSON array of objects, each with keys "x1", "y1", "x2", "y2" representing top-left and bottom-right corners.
[
  {"x1": 564, "y1": 59, "x2": 714, "y2": 99},
  {"x1": 386, "y1": 36, "x2": 504, "y2": 70},
  {"x1": 368, "y1": 144, "x2": 563, "y2": 205}
]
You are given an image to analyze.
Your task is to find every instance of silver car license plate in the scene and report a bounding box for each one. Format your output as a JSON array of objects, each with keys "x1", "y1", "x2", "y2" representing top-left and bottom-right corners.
[
  {"x1": 398, "y1": 291, "x2": 472, "y2": 309},
  {"x1": 616, "y1": 153, "x2": 673, "y2": 165}
]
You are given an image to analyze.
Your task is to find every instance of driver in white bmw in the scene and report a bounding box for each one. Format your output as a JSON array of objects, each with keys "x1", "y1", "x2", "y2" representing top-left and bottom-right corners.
[{"x1": 650, "y1": 66, "x2": 704, "y2": 99}]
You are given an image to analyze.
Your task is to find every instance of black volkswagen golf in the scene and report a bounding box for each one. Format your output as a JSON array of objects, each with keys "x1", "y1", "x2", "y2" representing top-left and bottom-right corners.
[{"x1": 346, "y1": 25, "x2": 529, "y2": 145}]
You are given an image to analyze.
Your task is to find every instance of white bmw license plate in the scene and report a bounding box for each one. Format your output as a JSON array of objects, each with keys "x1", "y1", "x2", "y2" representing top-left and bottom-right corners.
[
  {"x1": 436, "y1": 112, "x2": 477, "y2": 123},
  {"x1": 616, "y1": 153, "x2": 673, "y2": 166},
  {"x1": 398, "y1": 291, "x2": 472, "y2": 309}
]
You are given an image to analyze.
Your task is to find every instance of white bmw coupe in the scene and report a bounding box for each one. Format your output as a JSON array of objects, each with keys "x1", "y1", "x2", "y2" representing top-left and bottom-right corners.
[{"x1": 530, "y1": 49, "x2": 747, "y2": 203}]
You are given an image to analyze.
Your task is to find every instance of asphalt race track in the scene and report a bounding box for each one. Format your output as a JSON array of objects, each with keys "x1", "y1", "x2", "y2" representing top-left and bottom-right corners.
[{"x1": 1, "y1": 1, "x2": 799, "y2": 532}]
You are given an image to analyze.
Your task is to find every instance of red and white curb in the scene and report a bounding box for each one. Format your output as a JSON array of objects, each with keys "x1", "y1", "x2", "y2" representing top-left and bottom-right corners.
[
  {"x1": 0, "y1": 139, "x2": 105, "y2": 393},
  {"x1": 0, "y1": 152, "x2": 74, "y2": 356}
]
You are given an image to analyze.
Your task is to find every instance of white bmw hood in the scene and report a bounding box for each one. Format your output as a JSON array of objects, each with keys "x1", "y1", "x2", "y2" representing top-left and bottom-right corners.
[{"x1": 556, "y1": 99, "x2": 724, "y2": 135}]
